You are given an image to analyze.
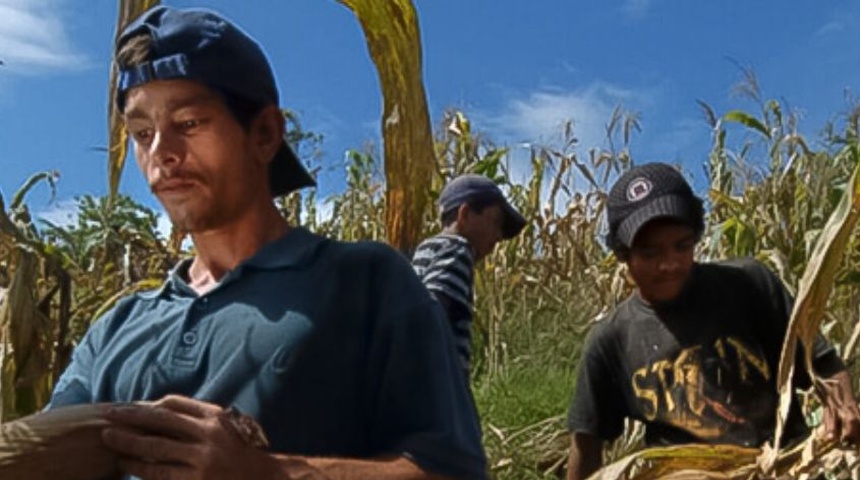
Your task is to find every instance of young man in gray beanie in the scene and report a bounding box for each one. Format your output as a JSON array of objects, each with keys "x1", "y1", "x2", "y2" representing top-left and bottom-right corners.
[
  {"x1": 48, "y1": 6, "x2": 487, "y2": 480},
  {"x1": 566, "y1": 162, "x2": 860, "y2": 479}
]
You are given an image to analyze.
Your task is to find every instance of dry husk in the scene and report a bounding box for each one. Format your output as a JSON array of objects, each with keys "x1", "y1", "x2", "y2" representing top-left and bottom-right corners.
[{"x1": 0, "y1": 403, "x2": 118, "y2": 480}]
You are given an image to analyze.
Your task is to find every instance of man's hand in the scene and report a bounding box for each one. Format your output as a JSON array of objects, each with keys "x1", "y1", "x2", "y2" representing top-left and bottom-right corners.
[
  {"x1": 102, "y1": 395, "x2": 275, "y2": 480},
  {"x1": 820, "y1": 370, "x2": 860, "y2": 445}
]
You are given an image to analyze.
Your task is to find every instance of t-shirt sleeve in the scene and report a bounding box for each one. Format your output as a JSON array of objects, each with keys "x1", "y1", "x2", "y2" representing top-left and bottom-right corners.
[
  {"x1": 567, "y1": 323, "x2": 626, "y2": 441},
  {"x1": 369, "y1": 248, "x2": 488, "y2": 480}
]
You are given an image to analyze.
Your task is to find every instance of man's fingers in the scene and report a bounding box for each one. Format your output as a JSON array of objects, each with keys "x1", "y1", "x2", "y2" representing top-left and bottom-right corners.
[
  {"x1": 102, "y1": 426, "x2": 201, "y2": 465},
  {"x1": 106, "y1": 403, "x2": 205, "y2": 441},
  {"x1": 839, "y1": 407, "x2": 860, "y2": 443},
  {"x1": 823, "y1": 405, "x2": 838, "y2": 441},
  {"x1": 154, "y1": 395, "x2": 224, "y2": 419}
]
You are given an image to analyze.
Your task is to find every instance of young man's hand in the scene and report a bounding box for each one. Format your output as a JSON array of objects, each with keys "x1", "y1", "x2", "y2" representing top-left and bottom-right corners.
[
  {"x1": 102, "y1": 395, "x2": 276, "y2": 480},
  {"x1": 821, "y1": 370, "x2": 860, "y2": 445}
]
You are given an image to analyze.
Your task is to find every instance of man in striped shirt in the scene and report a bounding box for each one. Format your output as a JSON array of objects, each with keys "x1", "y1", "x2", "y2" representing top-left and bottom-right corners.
[{"x1": 412, "y1": 174, "x2": 526, "y2": 377}]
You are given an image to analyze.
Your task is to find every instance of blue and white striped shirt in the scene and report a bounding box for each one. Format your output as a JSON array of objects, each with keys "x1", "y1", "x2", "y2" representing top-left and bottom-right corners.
[{"x1": 412, "y1": 234, "x2": 475, "y2": 372}]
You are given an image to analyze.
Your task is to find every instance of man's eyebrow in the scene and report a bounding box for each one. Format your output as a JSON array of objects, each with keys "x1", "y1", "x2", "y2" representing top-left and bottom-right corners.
[
  {"x1": 165, "y1": 93, "x2": 221, "y2": 112},
  {"x1": 123, "y1": 92, "x2": 221, "y2": 120}
]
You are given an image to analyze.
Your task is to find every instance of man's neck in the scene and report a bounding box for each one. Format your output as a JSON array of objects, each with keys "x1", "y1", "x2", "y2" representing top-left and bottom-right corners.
[
  {"x1": 186, "y1": 205, "x2": 290, "y2": 294},
  {"x1": 440, "y1": 225, "x2": 478, "y2": 260}
]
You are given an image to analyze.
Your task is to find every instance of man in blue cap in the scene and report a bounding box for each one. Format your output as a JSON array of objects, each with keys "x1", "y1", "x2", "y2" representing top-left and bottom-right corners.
[
  {"x1": 412, "y1": 174, "x2": 526, "y2": 377},
  {"x1": 49, "y1": 6, "x2": 487, "y2": 480}
]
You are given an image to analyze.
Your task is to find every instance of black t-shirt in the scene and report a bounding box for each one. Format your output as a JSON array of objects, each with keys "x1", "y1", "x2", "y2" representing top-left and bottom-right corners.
[{"x1": 567, "y1": 258, "x2": 844, "y2": 447}]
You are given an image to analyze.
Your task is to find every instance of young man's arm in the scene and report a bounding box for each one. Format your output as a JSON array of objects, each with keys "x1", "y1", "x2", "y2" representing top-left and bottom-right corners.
[
  {"x1": 566, "y1": 432, "x2": 603, "y2": 480},
  {"x1": 102, "y1": 396, "x2": 462, "y2": 480},
  {"x1": 566, "y1": 323, "x2": 625, "y2": 480}
]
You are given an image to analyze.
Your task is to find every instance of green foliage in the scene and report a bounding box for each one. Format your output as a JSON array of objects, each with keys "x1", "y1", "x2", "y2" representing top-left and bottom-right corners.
[{"x1": 41, "y1": 194, "x2": 174, "y2": 342}]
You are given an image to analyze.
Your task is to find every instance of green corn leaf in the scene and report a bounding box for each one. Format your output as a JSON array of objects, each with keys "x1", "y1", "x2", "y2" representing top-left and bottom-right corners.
[{"x1": 723, "y1": 110, "x2": 771, "y2": 139}]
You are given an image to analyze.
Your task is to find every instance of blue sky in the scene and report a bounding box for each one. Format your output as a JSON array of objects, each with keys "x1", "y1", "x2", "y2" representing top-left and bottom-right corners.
[{"x1": 1, "y1": 0, "x2": 859, "y2": 227}]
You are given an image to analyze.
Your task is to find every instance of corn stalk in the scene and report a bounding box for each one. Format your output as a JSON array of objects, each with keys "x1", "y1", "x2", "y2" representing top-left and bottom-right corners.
[
  {"x1": 0, "y1": 173, "x2": 65, "y2": 422},
  {"x1": 337, "y1": 0, "x2": 436, "y2": 254},
  {"x1": 107, "y1": 0, "x2": 160, "y2": 201}
]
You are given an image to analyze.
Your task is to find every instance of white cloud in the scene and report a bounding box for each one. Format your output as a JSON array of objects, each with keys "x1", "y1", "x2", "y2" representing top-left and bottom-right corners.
[
  {"x1": 816, "y1": 5, "x2": 860, "y2": 37},
  {"x1": 816, "y1": 20, "x2": 844, "y2": 36},
  {"x1": 621, "y1": 0, "x2": 653, "y2": 19},
  {"x1": 0, "y1": 0, "x2": 88, "y2": 74},
  {"x1": 481, "y1": 82, "x2": 642, "y2": 154}
]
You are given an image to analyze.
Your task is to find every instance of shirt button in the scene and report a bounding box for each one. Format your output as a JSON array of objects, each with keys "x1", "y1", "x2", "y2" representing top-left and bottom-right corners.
[
  {"x1": 196, "y1": 298, "x2": 209, "y2": 310},
  {"x1": 182, "y1": 331, "x2": 198, "y2": 345}
]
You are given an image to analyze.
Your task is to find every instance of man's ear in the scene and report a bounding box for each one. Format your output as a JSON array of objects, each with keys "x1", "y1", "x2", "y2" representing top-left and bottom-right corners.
[
  {"x1": 455, "y1": 203, "x2": 471, "y2": 228},
  {"x1": 250, "y1": 105, "x2": 285, "y2": 166}
]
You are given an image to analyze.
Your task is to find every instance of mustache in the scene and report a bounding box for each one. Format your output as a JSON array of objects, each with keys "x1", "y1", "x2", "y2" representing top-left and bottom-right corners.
[{"x1": 149, "y1": 169, "x2": 204, "y2": 193}]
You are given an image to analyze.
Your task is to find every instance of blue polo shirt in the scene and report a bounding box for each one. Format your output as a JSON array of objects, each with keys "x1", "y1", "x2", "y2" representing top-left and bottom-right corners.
[{"x1": 50, "y1": 227, "x2": 488, "y2": 479}]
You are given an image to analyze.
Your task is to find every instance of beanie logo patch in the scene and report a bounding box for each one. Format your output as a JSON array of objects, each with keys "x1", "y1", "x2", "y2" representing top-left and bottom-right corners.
[{"x1": 626, "y1": 177, "x2": 652, "y2": 202}]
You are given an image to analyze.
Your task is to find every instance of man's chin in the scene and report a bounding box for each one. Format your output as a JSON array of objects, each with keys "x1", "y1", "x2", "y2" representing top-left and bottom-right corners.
[
  {"x1": 642, "y1": 286, "x2": 685, "y2": 306},
  {"x1": 162, "y1": 209, "x2": 200, "y2": 234}
]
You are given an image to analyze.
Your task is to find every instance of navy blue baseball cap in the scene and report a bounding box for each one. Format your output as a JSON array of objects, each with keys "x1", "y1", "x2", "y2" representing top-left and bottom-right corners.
[
  {"x1": 115, "y1": 6, "x2": 315, "y2": 197},
  {"x1": 606, "y1": 162, "x2": 704, "y2": 250},
  {"x1": 439, "y1": 174, "x2": 526, "y2": 239}
]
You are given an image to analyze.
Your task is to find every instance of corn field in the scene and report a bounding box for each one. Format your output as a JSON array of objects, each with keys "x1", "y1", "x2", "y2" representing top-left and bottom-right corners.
[
  {"x1": 3, "y1": 1, "x2": 860, "y2": 478},
  {"x1": 3, "y1": 82, "x2": 860, "y2": 478}
]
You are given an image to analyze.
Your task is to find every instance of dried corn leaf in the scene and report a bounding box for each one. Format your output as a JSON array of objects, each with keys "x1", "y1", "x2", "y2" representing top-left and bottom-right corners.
[
  {"x1": 767, "y1": 143, "x2": 860, "y2": 469},
  {"x1": 590, "y1": 431, "x2": 839, "y2": 480},
  {"x1": 0, "y1": 251, "x2": 51, "y2": 421},
  {"x1": 0, "y1": 403, "x2": 118, "y2": 480},
  {"x1": 586, "y1": 444, "x2": 760, "y2": 480}
]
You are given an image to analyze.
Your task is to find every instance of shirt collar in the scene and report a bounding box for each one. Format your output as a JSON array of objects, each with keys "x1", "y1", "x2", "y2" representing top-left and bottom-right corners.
[
  {"x1": 142, "y1": 227, "x2": 327, "y2": 299},
  {"x1": 242, "y1": 226, "x2": 326, "y2": 269}
]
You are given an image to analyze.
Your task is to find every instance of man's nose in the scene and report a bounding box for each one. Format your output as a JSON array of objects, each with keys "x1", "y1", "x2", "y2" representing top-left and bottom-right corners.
[
  {"x1": 148, "y1": 130, "x2": 183, "y2": 168},
  {"x1": 658, "y1": 253, "x2": 681, "y2": 272}
]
